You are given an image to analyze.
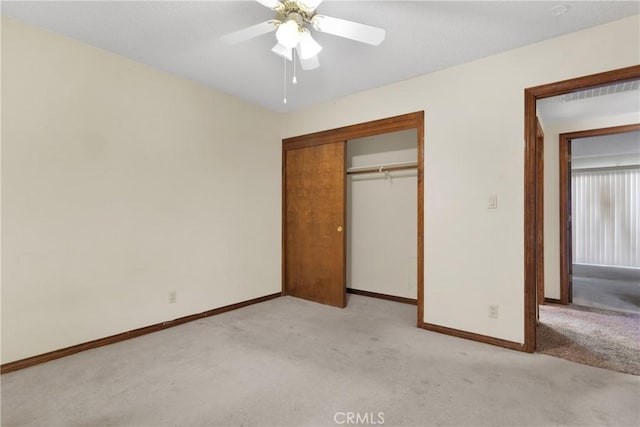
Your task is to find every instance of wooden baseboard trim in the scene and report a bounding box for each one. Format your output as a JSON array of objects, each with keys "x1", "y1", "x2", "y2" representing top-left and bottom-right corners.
[
  {"x1": 1, "y1": 292, "x2": 282, "y2": 374},
  {"x1": 422, "y1": 322, "x2": 528, "y2": 352},
  {"x1": 347, "y1": 288, "x2": 417, "y2": 305},
  {"x1": 544, "y1": 297, "x2": 562, "y2": 304}
]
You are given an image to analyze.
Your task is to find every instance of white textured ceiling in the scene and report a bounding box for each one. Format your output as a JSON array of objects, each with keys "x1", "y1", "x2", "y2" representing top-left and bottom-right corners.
[{"x1": 2, "y1": 1, "x2": 639, "y2": 112}]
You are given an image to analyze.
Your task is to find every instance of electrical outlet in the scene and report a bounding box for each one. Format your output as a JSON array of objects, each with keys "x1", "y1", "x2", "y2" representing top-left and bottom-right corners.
[
  {"x1": 169, "y1": 291, "x2": 177, "y2": 304},
  {"x1": 488, "y1": 304, "x2": 499, "y2": 319}
]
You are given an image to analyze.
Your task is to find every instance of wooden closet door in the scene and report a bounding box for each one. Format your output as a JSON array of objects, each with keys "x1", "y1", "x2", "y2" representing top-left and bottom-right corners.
[{"x1": 284, "y1": 141, "x2": 346, "y2": 308}]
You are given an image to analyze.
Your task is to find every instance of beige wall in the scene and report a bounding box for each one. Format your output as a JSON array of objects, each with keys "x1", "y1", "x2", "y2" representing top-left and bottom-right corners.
[
  {"x1": 2, "y1": 14, "x2": 639, "y2": 362},
  {"x1": 281, "y1": 15, "x2": 640, "y2": 343},
  {"x1": 1, "y1": 17, "x2": 282, "y2": 363}
]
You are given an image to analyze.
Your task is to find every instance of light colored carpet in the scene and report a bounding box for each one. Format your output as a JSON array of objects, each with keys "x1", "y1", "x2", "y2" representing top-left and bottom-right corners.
[
  {"x1": 538, "y1": 304, "x2": 640, "y2": 376},
  {"x1": 2, "y1": 295, "x2": 639, "y2": 426}
]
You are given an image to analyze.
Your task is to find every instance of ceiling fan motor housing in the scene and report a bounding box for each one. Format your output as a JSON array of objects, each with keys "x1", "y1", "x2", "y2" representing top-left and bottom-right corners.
[{"x1": 277, "y1": 0, "x2": 316, "y2": 28}]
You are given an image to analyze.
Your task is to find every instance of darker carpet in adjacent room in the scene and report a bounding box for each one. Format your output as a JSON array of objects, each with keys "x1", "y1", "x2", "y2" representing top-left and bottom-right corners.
[{"x1": 538, "y1": 304, "x2": 640, "y2": 376}]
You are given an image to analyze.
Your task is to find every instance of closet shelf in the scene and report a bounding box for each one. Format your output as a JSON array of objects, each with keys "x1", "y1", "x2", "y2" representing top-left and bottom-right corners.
[{"x1": 346, "y1": 161, "x2": 418, "y2": 175}]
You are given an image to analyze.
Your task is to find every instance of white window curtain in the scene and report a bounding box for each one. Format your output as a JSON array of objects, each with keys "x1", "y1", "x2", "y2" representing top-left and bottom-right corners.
[{"x1": 572, "y1": 167, "x2": 640, "y2": 268}]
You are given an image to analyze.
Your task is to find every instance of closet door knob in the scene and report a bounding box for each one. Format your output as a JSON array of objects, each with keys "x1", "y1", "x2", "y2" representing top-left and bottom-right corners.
[{"x1": 337, "y1": 226, "x2": 343, "y2": 232}]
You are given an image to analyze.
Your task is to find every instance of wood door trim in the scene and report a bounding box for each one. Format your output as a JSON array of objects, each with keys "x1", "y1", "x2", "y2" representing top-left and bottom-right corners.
[
  {"x1": 523, "y1": 64, "x2": 640, "y2": 353},
  {"x1": 559, "y1": 132, "x2": 571, "y2": 305},
  {"x1": 417, "y1": 112, "x2": 425, "y2": 327},
  {"x1": 524, "y1": 89, "x2": 538, "y2": 353},
  {"x1": 283, "y1": 112, "x2": 424, "y2": 150},
  {"x1": 342, "y1": 141, "x2": 348, "y2": 307},
  {"x1": 559, "y1": 123, "x2": 640, "y2": 305},
  {"x1": 559, "y1": 123, "x2": 640, "y2": 140},
  {"x1": 536, "y1": 118, "x2": 545, "y2": 310},
  {"x1": 411, "y1": 111, "x2": 424, "y2": 328},
  {"x1": 526, "y1": 65, "x2": 640, "y2": 98},
  {"x1": 282, "y1": 111, "x2": 425, "y2": 326}
]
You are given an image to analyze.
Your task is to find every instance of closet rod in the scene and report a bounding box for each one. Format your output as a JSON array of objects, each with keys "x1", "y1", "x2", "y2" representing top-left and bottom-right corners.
[{"x1": 346, "y1": 162, "x2": 418, "y2": 175}]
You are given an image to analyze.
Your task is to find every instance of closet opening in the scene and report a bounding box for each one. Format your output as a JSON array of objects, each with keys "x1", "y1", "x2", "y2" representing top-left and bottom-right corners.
[
  {"x1": 282, "y1": 111, "x2": 424, "y2": 326},
  {"x1": 346, "y1": 130, "x2": 418, "y2": 306}
]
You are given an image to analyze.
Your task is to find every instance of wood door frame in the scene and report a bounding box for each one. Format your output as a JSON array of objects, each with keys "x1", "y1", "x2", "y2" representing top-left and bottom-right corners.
[
  {"x1": 523, "y1": 64, "x2": 640, "y2": 352},
  {"x1": 282, "y1": 111, "x2": 425, "y2": 326},
  {"x1": 559, "y1": 123, "x2": 640, "y2": 305},
  {"x1": 536, "y1": 118, "x2": 545, "y2": 314}
]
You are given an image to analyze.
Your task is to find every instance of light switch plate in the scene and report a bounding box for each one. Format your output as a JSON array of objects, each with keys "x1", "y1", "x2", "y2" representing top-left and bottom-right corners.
[{"x1": 488, "y1": 195, "x2": 498, "y2": 209}]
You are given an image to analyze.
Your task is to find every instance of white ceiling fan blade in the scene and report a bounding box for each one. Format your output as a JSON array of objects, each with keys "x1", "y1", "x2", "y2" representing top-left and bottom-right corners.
[
  {"x1": 255, "y1": 0, "x2": 282, "y2": 10},
  {"x1": 299, "y1": 0, "x2": 324, "y2": 11},
  {"x1": 296, "y1": 45, "x2": 320, "y2": 70},
  {"x1": 312, "y1": 15, "x2": 386, "y2": 46},
  {"x1": 220, "y1": 20, "x2": 278, "y2": 44},
  {"x1": 272, "y1": 43, "x2": 293, "y2": 61}
]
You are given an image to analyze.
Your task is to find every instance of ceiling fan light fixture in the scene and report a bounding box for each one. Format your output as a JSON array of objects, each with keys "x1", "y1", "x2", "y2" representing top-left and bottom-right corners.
[
  {"x1": 221, "y1": 0, "x2": 387, "y2": 104},
  {"x1": 276, "y1": 19, "x2": 300, "y2": 49},
  {"x1": 296, "y1": 45, "x2": 320, "y2": 70},
  {"x1": 272, "y1": 43, "x2": 293, "y2": 61},
  {"x1": 298, "y1": 29, "x2": 322, "y2": 59}
]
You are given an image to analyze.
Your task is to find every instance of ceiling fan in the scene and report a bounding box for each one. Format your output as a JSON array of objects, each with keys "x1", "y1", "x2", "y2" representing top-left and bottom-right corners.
[{"x1": 221, "y1": 0, "x2": 386, "y2": 71}]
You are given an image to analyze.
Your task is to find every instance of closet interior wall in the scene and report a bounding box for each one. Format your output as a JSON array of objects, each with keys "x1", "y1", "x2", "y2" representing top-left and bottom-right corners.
[{"x1": 347, "y1": 130, "x2": 418, "y2": 300}]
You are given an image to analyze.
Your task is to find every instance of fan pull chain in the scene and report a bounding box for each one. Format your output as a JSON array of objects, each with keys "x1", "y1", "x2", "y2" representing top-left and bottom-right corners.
[
  {"x1": 292, "y1": 49, "x2": 298, "y2": 85},
  {"x1": 283, "y1": 55, "x2": 287, "y2": 104}
]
